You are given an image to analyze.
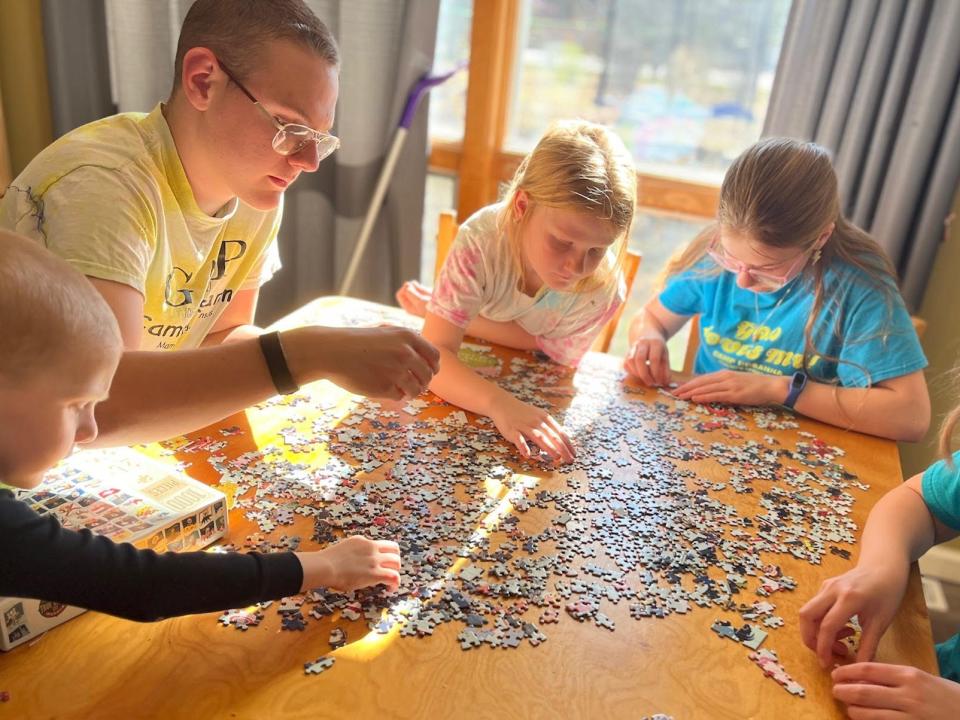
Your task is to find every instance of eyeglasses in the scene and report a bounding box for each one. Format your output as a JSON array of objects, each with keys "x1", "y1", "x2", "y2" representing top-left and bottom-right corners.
[
  {"x1": 217, "y1": 60, "x2": 340, "y2": 160},
  {"x1": 707, "y1": 237, "x2": 812, "y2": 289}
]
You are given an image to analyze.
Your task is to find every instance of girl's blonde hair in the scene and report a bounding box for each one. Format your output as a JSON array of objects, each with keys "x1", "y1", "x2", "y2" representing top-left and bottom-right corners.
[
  {"x1": 497, "y1": 120, "x2": 637, "y2": 293},
  {"x1": 660, "y1": 137, "x2": 900, "y2": 377}
]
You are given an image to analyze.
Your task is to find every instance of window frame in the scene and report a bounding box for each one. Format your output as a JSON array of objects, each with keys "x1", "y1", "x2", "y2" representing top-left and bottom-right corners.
[{"x1": 428, "y1": 0, "x2": 721, "y2": 221}]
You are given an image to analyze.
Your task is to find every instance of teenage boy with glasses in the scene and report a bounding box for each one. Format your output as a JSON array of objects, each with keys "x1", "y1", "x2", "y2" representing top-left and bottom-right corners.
[{"x1": 0, "y1": 0, "x2": 439, "y2": 447}]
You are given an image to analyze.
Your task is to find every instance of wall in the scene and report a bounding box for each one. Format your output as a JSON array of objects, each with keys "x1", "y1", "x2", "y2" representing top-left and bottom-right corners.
[{"x1": 0, "y1": 0, "x2": 53, "y2": 176}]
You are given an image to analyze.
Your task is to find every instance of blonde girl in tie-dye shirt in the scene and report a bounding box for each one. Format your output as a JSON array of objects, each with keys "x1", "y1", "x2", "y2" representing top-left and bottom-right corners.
[{"x1": 396, "y1": 120, "x2": 637, "y2": 462}]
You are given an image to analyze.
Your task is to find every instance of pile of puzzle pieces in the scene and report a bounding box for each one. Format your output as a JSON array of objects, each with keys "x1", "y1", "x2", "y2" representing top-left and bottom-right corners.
[{"x1": 156, "y1": 343, "x2": 865, "y2": 704}]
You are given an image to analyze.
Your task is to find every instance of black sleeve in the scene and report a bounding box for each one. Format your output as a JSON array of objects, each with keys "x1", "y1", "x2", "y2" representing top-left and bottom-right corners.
[{"x1": 0, "y1": 491, "x2": 303, "y2": 621}]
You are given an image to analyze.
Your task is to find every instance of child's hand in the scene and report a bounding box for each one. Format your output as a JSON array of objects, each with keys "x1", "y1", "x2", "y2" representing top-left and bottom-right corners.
[
  {"x1": 396, "y1": 280, "x2": 432, "y2": 318},
  {"x1": 832, "y1": 662, "x2": 960, "y2": 719},
  {"x1": 297, "y1": 536, "x2": 402, "y2": 593},
  {"x1": 312, "y1": 326, "x2": 440, "y2": 400},
  {"x1": 673, "y1": 370, "x2": 787, "y2": 406},
  {"x1": 489, "y1": 394, "x2": 575, "y2": 463},
  {"x1": 624, "y1": 335, "x2": 671, "y2": 386},
  {"x1": 799, "y1": 564, "x2": 909, "y2": 668}
]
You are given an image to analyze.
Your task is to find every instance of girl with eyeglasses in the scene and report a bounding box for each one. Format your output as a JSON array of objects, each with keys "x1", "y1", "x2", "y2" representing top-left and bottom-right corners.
[{"x1": 625, "y1": 137, "x2": 929, "y2": 441}]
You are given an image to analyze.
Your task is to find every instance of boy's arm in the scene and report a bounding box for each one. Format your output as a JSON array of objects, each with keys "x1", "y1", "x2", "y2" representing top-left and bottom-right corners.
[
  {"x1": 201, "y1": 287, "x2": 262, "y2": 344},
  {"x1": 93, "y1": 278, "x2": 261, "y2": 347},
  {"x1": 88, "y1": 278, "x2": 147, "y2": 349},
  {"x1": 87, "y1": 281, "x2": 439, "y2": 447},
  {"x1": 0, "y1": 494, "x2": 400, "y2": 621},
  {"x1": 0, "y1": 492, "x2": 301, "y2": 621}
]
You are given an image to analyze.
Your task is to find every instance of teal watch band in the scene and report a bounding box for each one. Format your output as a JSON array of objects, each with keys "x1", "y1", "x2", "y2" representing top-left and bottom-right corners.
[{"x1": 783, "y1": 371, "x2": 807, "y2": 409}]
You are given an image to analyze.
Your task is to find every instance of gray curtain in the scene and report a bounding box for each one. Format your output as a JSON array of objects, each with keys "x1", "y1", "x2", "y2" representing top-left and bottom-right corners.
[
  {"x1": 41, "y1": 0, "x2": 115, "y2": 137},
  {"x1": 763, "y1": 0, "x2": 960, "y2": 311},
  {"x1": 41, "y1": 0, "x2": 438, "y2": 322}
]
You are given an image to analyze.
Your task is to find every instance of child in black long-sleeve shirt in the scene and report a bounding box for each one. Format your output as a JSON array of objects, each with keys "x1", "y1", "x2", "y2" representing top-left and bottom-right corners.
[{"x1": 0, "y1": 230, "x2": 400, "y2": 621}]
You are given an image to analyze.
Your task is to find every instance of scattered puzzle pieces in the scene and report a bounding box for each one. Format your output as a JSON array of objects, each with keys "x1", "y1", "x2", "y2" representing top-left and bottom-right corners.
[
  {"x1": 185, "y1": 336, "x2": 867, "y2": 699},
  {"x1": 218, "y1": 606, "x2": 263, "y2": 631},
  {"x1": 329, "y1": 627, "x2": 346, "y2": 649},
  {"x1": 304, "y1": 655, "x2": 336, "y2": 675},
  {"x1": 749, "y1": 648, "x2": 805, "y2": 697}
]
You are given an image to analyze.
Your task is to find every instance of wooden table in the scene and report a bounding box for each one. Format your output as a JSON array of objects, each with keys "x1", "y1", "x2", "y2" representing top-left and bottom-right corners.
[{"x1": 0, "y1": 297, "x2": 936, "y2": 720}]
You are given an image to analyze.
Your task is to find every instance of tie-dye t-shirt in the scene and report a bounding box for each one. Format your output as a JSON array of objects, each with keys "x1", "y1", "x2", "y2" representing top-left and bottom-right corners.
[
  {"x1": 0, "y1": 103, "x2": 281, "y2": 351},
  {"x1": 426, "y1": 203, "x2": 624, "y2": 367}
]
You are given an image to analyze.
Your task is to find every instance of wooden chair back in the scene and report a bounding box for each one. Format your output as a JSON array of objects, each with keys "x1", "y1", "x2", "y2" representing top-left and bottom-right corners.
[{"x1": 434, "y1": 210, "x2": 460, "y2": 281}]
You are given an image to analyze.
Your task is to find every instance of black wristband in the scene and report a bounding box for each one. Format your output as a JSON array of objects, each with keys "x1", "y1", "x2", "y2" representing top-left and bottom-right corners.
[{"x1": 258, "y1": 331, "x2": 299, "y2": 396}]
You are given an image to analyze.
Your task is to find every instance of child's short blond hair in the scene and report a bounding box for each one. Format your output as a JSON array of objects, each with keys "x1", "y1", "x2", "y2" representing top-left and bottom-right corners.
[
  {"x1": 0, "y1": 231, "x2": 122, "y2": 382},
  {"x1": 173, "y1": 0, "x2": 338, "y2": 91}
]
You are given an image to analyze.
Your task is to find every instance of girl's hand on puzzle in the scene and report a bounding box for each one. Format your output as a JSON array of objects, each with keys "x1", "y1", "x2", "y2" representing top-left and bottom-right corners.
[
  {"x1": 832, "y1": 662, "x2": 960, "y2": 719},
  {"x1": 396, "y1": 280, "x2": 432, "y2": 318},
  {"x1": 624, "y1": 335, "x2": 671, "y2": 386},
  {"x1": 799, "y1": 563, "x2": 909, "y2": 668},
  {"x1": 297, "y1": 536, "x2": 402, "y2": 593},
  {"x1": 489, "y1": 394, "x2": 576, "y2": 464},
  {"x1": 673, "y1": 370, "x2": 786, "y2": 406}
]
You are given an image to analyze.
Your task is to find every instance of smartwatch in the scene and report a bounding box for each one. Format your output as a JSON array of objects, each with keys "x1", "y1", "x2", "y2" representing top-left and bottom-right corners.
[{"x1": 783, "y1": 371, "x2": 807, "y2": 409}]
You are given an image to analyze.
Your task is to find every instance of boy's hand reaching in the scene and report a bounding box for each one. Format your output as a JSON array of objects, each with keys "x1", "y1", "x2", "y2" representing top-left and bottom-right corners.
[
  {"x1": 799, "y1": 564, "x2": 910, "y2": 668},
  {"x1": 396, "y1": 280, "x2": 432, "y2": 319},
  {"x1": 307, "y1": 326, "x2": 440, "y2": 401},
  {"x1": 832, "y1": 663, "x2": 960, "y2": 719},
  {"x1": 297, "y1": 536, "x2": 402, "y2": 593},
  {"x1": 489, "y1": 393, "x2": 575, "y2": 464}
]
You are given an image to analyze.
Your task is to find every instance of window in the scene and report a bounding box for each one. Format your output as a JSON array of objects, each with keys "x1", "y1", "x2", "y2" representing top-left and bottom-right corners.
[
  {"x1": 509, "y1": 0, "x2": 791, "y2": 175},
  {"x1": 427, "y1": 1, "x2": 472, "y2": 143},
  {"x1": 421, "y1": 173, "x2": 458, "y2": 283},
  {"x1": 424, "y1": 0, "x2": 790, "y2": 360},
  {"x1": 622, "y1": 211, "x2": 709, "y2": 367}
]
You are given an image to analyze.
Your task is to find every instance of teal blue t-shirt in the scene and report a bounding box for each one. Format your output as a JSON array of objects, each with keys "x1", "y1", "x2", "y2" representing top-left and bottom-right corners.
[
  {"x1": 922, "y1": 452, "x2": 960, "y2": 681},
  {"x1": 659, "y1": 258, "x2": 926, "y2": 386}
]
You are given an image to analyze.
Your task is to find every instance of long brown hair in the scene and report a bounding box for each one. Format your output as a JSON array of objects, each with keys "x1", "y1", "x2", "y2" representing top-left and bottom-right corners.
[
  {"x1": 497, "y1": 120, "x2": 637, "y2": 293},
  {"x1": 661, "y1": 137, "x2": 900, "y2": 377}
]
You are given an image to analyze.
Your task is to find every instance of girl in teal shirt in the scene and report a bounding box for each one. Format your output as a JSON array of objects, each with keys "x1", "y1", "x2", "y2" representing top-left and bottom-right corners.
[
  {"x1": 800, "y1": 391, "x2": 960, "y2": 714},
  {"x1": 625, "y1": 138, "x2": 929, "y2": 441}
]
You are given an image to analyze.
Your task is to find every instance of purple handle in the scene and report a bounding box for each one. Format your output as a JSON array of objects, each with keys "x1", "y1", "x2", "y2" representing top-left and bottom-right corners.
[{"x1": 399, "y1": 63, "x2": 466, "y2": 129}]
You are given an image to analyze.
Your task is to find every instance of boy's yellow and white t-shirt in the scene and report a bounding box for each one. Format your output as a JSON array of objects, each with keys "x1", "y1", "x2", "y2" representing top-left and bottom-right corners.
[{"x1": 0, "y1": 104, "x2": 281, "y2": 351}]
